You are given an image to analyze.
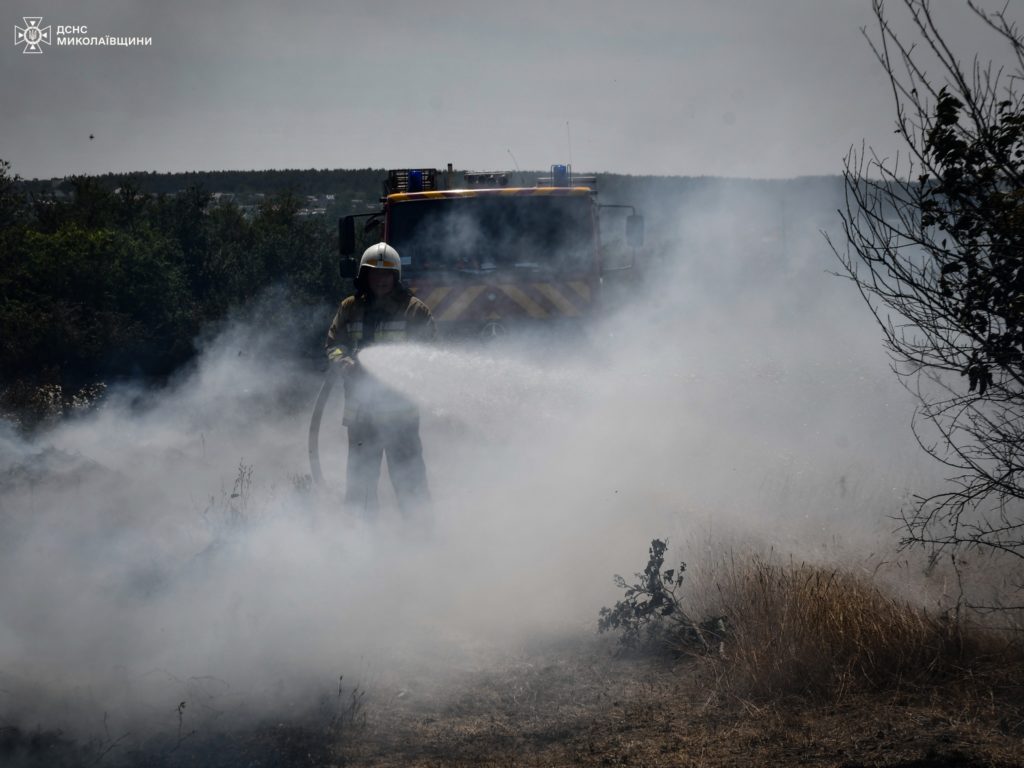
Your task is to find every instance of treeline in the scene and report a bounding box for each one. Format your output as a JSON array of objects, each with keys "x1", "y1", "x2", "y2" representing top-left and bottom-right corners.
[
  {"x1": 0, "y1": 160, "x2": 342, "y2": 397},
  {"x1": 16, "y1": 165, "x2": 843, "y2": 201},
  {"x1": 18, "y1": 167, "x2": 388, "y2": 203},
  {"x1": 14, "y1": 166, "x2": 847, "y2": 232}
]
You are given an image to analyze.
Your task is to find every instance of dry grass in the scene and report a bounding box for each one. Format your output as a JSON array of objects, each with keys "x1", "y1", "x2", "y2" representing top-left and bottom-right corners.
[
  {"x1": 695, "y1": 553, "x2": 1024, "y2": 702},
  {"x1": 329, "y1": 637, "x2": 1024, "y2": 767}
]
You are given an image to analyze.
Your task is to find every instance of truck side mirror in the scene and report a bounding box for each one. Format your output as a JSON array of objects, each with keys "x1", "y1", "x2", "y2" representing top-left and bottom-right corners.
[
  {"x1": 626, "y1": 214, "x2": 644, "y2": 248},
  {"x1": 339, "y1": 216, "x2": 356, "y2": 256},
  {"x1": 339, "y1": 258, "x2": 357, "y2": 280}
]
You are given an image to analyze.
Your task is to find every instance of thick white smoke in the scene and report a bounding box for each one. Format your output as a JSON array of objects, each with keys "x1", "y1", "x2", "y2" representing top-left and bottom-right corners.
[{"x1": 0, "y1": 181, "x2": 941, "y2": 747}]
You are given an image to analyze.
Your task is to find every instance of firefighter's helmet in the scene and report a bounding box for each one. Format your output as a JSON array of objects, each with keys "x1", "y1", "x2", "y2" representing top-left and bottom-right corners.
[{"x1": 359, "y1": 242, "x2": 402, "y2": 281}]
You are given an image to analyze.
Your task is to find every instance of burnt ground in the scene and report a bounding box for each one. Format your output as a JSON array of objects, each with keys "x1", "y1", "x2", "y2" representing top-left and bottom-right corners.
[
  {"x1": 4, "y1": 636, "x2": 1023, "y2": 768},
  {"x1": 333, "y1": 637, "x2": 1024, "y2": 768}
]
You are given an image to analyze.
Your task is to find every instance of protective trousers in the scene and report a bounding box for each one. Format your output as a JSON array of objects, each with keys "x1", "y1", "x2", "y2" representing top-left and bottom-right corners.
[{"x1": 344, "y1": 415, "x2": 430, "y2": 518}]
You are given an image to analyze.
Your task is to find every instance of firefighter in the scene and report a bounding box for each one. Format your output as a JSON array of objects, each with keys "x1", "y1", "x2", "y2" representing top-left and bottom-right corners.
[{"x1": 325, "y1": 242, "x2": 436, "y2": 517}]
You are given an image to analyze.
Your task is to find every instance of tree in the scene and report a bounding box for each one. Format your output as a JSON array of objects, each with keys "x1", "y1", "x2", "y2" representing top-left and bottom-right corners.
[
  {"x1": 0, "y1": 160, "x2": 24, "y2": 232},
  {"x1": 831, "y1": 1, "x2": 1024, "y2": 565}
]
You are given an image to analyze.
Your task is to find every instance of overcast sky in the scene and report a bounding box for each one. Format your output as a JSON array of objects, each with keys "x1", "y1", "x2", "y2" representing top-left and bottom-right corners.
[{"x1": 0, "y1": 1, "x2": 1008, "y2": 180}]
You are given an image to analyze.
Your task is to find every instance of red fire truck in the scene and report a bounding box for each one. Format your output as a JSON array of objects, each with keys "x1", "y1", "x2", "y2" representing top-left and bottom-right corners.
[{"x1": 339, "y1": 165, "x2": 643, "y2": 337}]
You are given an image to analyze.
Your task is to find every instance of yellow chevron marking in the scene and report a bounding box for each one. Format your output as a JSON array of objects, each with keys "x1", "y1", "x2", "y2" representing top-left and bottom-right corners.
[
  {"x1": 440, "y1": 285, "x2": 486, "y2": 321},
  {"x1": 535, "y1": 283, "x2": 580, "y2": 317},
  {"x1": 390, "y1": 191, "x2": 448, "y2": 201},
  {"x1": 420, "y1": 286, "x2": 452, "y2": 311},
  {"x1": 390, "y1": 187, "x2": 592, "y2": 202},
  {"x1": 567, "y1": 281, "x2": 592, "y2": 302},
  {"x1": 500, "y1": 285, "x2": 548, "y2": 319}
]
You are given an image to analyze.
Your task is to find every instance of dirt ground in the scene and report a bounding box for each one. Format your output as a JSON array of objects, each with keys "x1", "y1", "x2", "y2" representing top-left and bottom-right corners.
[
  {"x1": 328, "y1": 637, "x2": 1023, "y2": 768},
  {"x1": 4, "y1": 636, "x2": 1022, "y2": 767}
]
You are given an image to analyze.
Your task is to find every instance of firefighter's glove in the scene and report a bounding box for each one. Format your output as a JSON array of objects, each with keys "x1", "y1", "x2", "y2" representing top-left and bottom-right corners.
[{"x1": 327, "y1": 346, "x2": 357, "y2": 375}]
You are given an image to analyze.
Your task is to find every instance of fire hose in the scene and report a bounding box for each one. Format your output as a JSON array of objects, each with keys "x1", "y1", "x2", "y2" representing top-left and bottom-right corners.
[
  {"x1": 307, "y1": 363, "x2": 339, "y2": 486},
  {"x1": 310, "y1": 333, "x2": 374, "y2": 486}
]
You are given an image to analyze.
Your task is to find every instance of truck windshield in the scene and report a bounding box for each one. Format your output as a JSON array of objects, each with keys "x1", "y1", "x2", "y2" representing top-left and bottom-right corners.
[{"x1": 387, "y1": 194, "x2": 595, "y2": 275}]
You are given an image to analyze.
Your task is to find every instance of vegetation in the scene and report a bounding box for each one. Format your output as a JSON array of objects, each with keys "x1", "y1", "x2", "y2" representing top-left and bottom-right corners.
[
  {"x1": 702, "y1": 554, "x2": 997, "y2": 700},
  {"x1": 831, "y1": 1, "x2": 1024, "y2": 565},
  {"x1": 0, "y1": 159, "x2": 343, "y2": 424},
  {"x1": 598, "y1": 539, "x2": 724, "y2": 655},
  {"x1": 601, "y1": 539, "x2": 1024, "y2": 702},
  {"x1": 16, "y1": 166, "x2": 387, "y2": 204}
]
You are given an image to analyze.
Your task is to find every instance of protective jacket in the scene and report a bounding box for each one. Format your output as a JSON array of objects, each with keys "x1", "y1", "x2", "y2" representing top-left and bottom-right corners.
[{"x1": 325, "y1": 288, "x2": 436, "y2": 425}]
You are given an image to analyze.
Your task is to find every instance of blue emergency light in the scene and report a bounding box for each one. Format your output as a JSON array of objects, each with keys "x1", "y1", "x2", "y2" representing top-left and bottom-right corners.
[
  {"x1": 551, "y1": 164, "x2": 570, "y2": 187},
  {"x1": 408, "y1": 169, "x2": 424, "y2": 192}
]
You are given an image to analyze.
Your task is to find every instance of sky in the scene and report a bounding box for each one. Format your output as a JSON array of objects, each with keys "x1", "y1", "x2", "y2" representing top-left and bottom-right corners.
[{"x1": 0, "y1": 0, "x2": 1007, "y2": 180}]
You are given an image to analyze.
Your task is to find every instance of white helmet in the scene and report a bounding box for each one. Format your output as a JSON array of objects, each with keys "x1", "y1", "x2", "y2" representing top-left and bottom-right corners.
[{"x1": 359, "y1": 242, "x2": 402, "y2": 280}]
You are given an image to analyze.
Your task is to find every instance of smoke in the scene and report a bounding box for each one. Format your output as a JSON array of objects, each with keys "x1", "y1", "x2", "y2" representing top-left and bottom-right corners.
[{"x1": 0, "y1": 180, "x2": 940, "y2": 746}]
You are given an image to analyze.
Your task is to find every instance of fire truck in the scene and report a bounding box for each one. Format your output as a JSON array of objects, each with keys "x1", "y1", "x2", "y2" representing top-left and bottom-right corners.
[{"x1": 338, "y1": 164, "x2": 644, "y2": 337}]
